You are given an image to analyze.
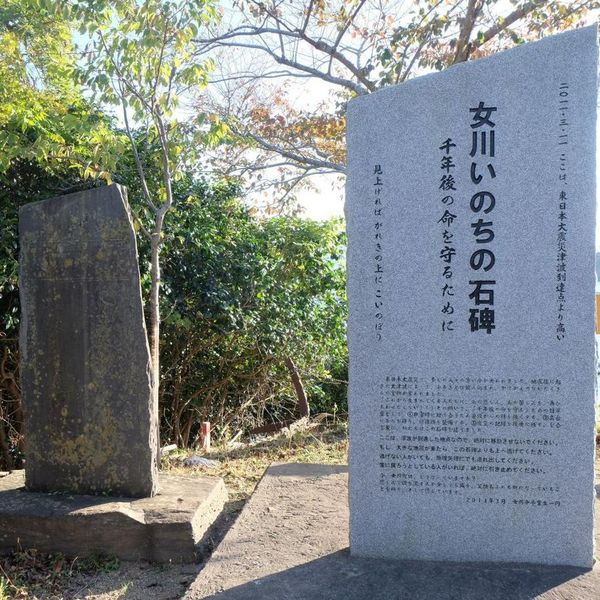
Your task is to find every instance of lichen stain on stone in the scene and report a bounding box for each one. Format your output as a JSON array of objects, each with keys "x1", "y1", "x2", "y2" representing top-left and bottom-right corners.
[{"x1": 49, "y1": 406, "x2": 120, "y2": 473}]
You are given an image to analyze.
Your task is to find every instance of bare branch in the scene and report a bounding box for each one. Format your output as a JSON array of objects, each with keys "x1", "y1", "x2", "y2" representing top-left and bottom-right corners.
[
  {"x1": 234, "y1": 160, "x2": 309, "y2": 173},
  {"x1": 301, "y1": 0, "x2": 315, "y2": 33},
  {"x1": 332, "y1": 0, "x2": 368, "y2": 52},
  {"x1": 198, "y1": 23, "x2": 375, "y2": 93},
  {"x1": 238, "y1": 128, "x2": 345, "y2": 173},
  {"x1": 152, "y1": 16, "x2": 170, "y2": 102},
  {"x1": 204, "y1": 39, "x2": 369, "y2": 94},
  {"x1": 469, "y1": 0, "x2": 550, "y2": 55},
  {"x1": 393, "y1": 0, "x2": 457, "y2": 81},
  {"x1": 133, "y1": 212, "x2": 153, "y2": 240},
  {"x1": 209, "y1": 70, "x2": 314, "y2": 83},
  {"x1": 292, "y1": 28, "x2": 375, "y2": 92},
  {"x1": 276, "y1": 168, "x2": 310, "y2": 210},
  {"x1": 275, "y1": 12, "x2": 286, "y2": 58},
  {"x1": 98, "y1": 31, "x2": 152, "y2": 112},
  {"x1": 327, "y1": 0, "x2": 368, "y2": 76},
  {"x1": 400, "y1": 29, "x2": 434, "y2": 82}
]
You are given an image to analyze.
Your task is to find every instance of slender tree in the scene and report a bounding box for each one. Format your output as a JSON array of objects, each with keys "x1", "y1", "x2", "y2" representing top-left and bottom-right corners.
[{"x1": 69, "y1": 0, "x2": 224, "y2": 410}]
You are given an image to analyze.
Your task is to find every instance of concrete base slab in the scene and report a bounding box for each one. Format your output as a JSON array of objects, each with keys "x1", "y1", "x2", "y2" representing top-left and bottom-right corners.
[
  {"x1": 185, "y1": 463, "x2": 600, "y2": 600},
  {"x1": 0, "y1": 470, "x2": 227, "y2": 563}
]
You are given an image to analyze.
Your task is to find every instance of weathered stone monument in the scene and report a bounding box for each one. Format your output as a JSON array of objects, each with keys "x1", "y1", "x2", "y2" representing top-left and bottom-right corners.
[
  {"x1": 346, "y1": 26, "x2": 597, "y2": 568},
  {"x1": 0, "y1": 185, "x2": 227, "y2": 562},
  {"x1": 19, "y1": 185, "x2": 157, "y2": 497}
]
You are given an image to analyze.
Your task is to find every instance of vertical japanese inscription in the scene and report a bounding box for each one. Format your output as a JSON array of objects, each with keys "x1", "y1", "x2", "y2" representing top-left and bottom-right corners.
[
  {"x1": 439, "y1": 138, "x2": 457, "y2": 332},
  {"x1": 556, "y1": 83, "x2": 569, "y2": 340},
  {"x1": 373, "y1": 165, "x2": 384, "y2": 341},
  {"x1": 468, "y1": 102, "x2": 498, "y2": 334}
]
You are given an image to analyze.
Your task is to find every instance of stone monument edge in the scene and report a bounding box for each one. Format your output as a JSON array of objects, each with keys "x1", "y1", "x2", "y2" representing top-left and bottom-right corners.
[{"x1": 345, "y1": 24, "x2": 598, "y2": 117}]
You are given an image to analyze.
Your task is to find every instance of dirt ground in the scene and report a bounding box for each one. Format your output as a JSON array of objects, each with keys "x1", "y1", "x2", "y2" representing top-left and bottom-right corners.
[{"x1": 0, "y1": 424, "x2": 348, "y2": 599}]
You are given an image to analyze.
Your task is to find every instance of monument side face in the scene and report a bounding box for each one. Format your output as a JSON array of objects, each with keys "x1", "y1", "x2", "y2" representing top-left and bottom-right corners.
[
  {"x1": 19, "y1": 184, "x2": 158, "y2": 497},
  {"x1": 346, "y1": 26, "x2": 597, "y2": 568}
]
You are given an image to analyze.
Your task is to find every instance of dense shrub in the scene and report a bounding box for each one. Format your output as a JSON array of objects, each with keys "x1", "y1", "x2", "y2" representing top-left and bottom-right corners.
[
  {"x1": 0, "y1": 166, "x2": 348, "y2": 461},
  {"x1": 150, "y1": 178, "x2": 347, "y2": 446}
]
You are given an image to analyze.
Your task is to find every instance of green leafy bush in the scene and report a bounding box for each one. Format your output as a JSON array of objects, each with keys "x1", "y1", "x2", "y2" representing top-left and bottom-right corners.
[{"x1": 146, "y1": 177, "x2": 347, "y2": 445}]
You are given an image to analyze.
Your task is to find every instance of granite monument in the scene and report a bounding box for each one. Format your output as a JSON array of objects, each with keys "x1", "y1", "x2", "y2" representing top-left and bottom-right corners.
[{"x1": 346, "y1": 26, "x2": 597, "y2": 568}]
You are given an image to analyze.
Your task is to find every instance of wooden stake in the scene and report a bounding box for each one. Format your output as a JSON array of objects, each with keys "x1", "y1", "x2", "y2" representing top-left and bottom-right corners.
[{"x1": 201, "y1": 421, "x2": 211, "y2": 452}]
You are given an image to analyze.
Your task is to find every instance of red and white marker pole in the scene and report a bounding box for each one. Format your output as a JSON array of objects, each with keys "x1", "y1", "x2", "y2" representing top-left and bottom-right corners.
[{"x1": 201, "y1": 421, "x2": 211, "y2": 452}]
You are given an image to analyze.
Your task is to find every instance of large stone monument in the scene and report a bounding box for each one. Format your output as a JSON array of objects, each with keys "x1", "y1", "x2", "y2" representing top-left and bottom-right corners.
[
  {"x1": 19, "y1": 185, "x2": 157, "y2": 497},
  {"x1": 0, "y1": 185, "x2": 227, "y2": 562},
  {"x1": 346, "y1": 26, "x2": 597, "y2": 568}
]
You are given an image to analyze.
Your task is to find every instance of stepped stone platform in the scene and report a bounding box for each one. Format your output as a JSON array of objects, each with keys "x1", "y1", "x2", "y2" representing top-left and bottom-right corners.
[
  {"x1": 185, "y1": 463, "x2": 600, "y2": 600},
  {"x1": 0, "y1": 470, "x2": 227, "y2": 563}
]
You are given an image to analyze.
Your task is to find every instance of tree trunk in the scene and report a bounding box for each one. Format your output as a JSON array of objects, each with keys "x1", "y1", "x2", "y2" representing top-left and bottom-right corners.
[
  {"x1": 182, "y1": 412, "x2": 194, "y2": 448},
  {"x1": 285, "y1": 357, "x2": 309, "y2": 418},
  {"x1": 0, "y1": 401, "x2": 13, "y2": 471},
  {"x1": 171, "y1": 380, "x2": 181, "y2": 446},
  {"x1": 149, "y1": 234, "x2": 162, "y2": 461},
  {"x1": 453, "y1": 0, "x2": 484, "y2": 64}
]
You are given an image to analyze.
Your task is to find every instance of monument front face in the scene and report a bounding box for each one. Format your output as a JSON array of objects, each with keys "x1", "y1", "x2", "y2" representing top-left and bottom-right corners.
[
  {"x1": 346, "y1": 27, "x2": 597, "y2": 567},
  {"x1": 19, "y1": 185, "x2": 158, "y2": 497}
]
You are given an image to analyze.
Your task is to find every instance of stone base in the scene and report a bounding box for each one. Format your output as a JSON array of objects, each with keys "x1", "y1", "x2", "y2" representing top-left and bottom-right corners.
[{"x1": 0, "y1": 470, "x2": 227, "y2": 563}]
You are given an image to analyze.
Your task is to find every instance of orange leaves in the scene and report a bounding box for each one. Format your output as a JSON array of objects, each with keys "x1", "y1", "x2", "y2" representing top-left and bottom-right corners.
[{"x1": 247, "y1": 100, "x2": 346, "y2": 165}]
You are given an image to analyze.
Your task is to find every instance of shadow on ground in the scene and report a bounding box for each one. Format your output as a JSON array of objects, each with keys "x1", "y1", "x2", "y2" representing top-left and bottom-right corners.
[{"x1": 198, "y1": 549, "x2": 592, "y2": 600}]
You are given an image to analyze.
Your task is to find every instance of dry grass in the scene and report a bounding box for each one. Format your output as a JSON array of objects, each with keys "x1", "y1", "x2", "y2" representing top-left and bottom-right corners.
[
  {"x1": 0, "y1": 551, "x2": 120, "y2": 600},
  {"x1": 163, "y1": 420, "x2": 349, "y2": 502}
]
